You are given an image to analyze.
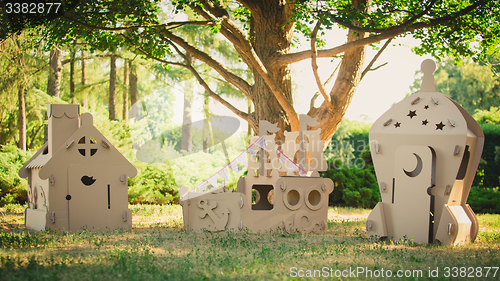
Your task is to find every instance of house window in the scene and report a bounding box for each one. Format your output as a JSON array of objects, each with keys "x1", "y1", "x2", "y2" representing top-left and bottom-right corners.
[{"x1": 78, "y1": 136, "x2": 98, "y2": 157}]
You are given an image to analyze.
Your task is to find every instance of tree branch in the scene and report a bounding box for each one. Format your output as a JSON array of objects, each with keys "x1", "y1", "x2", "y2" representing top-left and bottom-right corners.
[
  {"x1": 307, "y1": 60, "x2": 341, "y2": 117},
  {"x1": 272, "y1": 0, "x2": 487, "y2": 67},
  {"x1": 311, "y1": 20, "x2": 333, "y2": 109},
  {"x1": 120, "y1": 34, "x2": 186, "y2": 67},
  {"x1": 360, "y1": 38, "x2": 392, "y2": 80},
  {"x1": 331, "y1": 0, "x2": 439, "y2": 33},
  {"x1": 169, "y1": 40, "x2": 251, "y2": 122},
  {"x1": 160, "y1": 29, "x2": 253, "y2": 98},
  {"x1": 61, "y1": 15, "x2": 212, "y2": 31},
  {"x1": 190, "y1": 3, "x2": 254, "y2": 69},
  {"x1": 193, "y1": 0, "x2": 300, "y2": 131}
]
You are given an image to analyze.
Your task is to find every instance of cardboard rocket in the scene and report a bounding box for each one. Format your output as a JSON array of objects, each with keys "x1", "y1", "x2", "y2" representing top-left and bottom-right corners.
[
  {"x1": 366, "y1": 59, "x2": 484, "y2": 245},
  {"x1": 19, "y1": 104, "x2": 137, "y2": 231}
]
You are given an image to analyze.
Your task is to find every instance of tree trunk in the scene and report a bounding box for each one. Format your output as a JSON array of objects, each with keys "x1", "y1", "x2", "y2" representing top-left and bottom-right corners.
[
  {"x1": 69, "y1": 46, "x2": 76, "y2": 100},
  {"x1": 129, "y1": 61, "x2": 139, "y2": 120},
  {"x1": 247, "y1": 1, "x2": 294, "y2": 141},
  {"x1": 81, "y1": 50, "x2": 87, "y2": 108},
  {"x1": 122, "y1": 59, "x2": 129, "y2": 120},
  {"x1": 203, "y1": 94, "x2": 210, "y2": 153},
  {"x1": 316, "y1": 0, "x2": 371, "y2": 142},
  {"x1": 109, "y1": 55, "x2": 117, "y2": 120},
  {"x1": 47, "y1": 46, "x2": 62, "y2": 97},
  {"x1": 18, "y1": 84, "x2": 26, "y2": 151},
  {"x1": 181, "y1": 78, "x2": 194, "y2": 153},
  {"x1": 247, "y1": 98, "x2": 252, "y2": 143}
]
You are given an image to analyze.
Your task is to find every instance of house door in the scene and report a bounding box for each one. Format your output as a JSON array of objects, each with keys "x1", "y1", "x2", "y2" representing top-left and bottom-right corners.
[{"x1": 68, "y1": 164, "x2": 110, "y2": 231}]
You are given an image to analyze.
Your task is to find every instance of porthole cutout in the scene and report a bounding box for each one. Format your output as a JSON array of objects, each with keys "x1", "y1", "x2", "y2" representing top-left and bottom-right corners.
[
  {"x1": 283, "y1": 188, "x2": 302, "y2": 210},
  {"x1": 305, "y1": 187, "x2": 324, "y2": 211},
  {"x1": 308, "y1": 190, "x2": 321, "y2": 206}
]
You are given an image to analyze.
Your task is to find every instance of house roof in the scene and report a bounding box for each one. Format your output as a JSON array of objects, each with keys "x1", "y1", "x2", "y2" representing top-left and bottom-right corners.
[
  {"x1": 19, "y1": 143, "x2": 50, "y2": 178},
  {"x1": 39, "y1": 113, "x2": 137, "y2": 180}
]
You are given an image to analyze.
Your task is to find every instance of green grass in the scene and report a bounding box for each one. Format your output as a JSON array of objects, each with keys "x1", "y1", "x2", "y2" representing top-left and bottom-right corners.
[{"x1": 1, "y1": 204, "x2": 499, "y2": 280}]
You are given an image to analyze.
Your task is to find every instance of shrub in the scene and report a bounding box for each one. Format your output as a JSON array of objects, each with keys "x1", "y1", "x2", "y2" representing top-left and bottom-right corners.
[
  {"x1": 474, "y1": 123, "x2": 500, "y2": 188},
  {"x1": 0, "y1": 145, "x2": 29, "y2": 206},
  {"x1": 467, "y1": 186, "x2": 500, "y2": 214},
  {"x1": 320, "y1": 158, "x2": 380, "y2": 209},
  {"x1": 128, "y1": 163, "x2": 178, "y2": 205}
]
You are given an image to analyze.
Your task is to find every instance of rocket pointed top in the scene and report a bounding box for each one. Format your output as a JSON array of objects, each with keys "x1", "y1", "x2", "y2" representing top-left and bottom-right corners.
[{"x1": 420, "y1": 59, "x2": 437, "y2": 92}]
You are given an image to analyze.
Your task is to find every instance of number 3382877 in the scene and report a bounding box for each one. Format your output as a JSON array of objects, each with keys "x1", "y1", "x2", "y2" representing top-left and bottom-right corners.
[{"x1": 5, "y1": 3, "x2": 62, "y2": 14}]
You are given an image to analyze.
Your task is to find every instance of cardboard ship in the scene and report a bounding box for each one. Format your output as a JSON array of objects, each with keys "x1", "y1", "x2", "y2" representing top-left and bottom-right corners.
[
  {"x1": 180, "y1": 115, "x2": 334, "y2": 233},
  {"x1": 366, "y1": 59, "x2": 484, "y2": 245},
  {"x1": 19, "y1": 104, "x2": 137, "y2": 231}
]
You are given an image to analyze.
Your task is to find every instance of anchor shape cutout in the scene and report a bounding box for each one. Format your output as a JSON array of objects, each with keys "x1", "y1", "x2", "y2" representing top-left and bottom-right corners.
[{"x1": 198, "y1": 199, "x2": 230, "y2": 232}]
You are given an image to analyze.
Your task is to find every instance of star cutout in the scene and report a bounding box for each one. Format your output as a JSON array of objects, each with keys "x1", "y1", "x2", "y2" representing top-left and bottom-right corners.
[
  {"x1": 422, "y1": 119, "x2": 429, "y2": 126},
  {"x1": 407, "y1": 110, "x2": 417, "y2": 119},
  {"x1": 436, "y1": 122, "x2": 445, "y2": 130},
  {"x1": 394, "y1": 122, "x2": 401, "y2": 128},
  {"x1": 424, "y1": 105, "x2": 429, "y2": 110}
]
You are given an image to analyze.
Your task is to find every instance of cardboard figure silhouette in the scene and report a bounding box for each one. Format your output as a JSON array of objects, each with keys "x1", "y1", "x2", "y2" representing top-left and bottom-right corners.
[
  {"x1": 180, "y1": 115, "x2": 333, "y2": 233},
  {"x1": 19, "y1": 104, "x2": 137, "y2": 231},
  {"x1": 366, "y1": 60, "x2": 484, "y2": 245}
]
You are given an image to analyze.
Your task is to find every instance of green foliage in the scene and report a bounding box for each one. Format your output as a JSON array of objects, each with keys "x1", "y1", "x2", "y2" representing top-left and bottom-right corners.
[
  {"x1": 165, "y1": 132, "x2": 248, "y2": 190},
  {"x1": 290, "y1": 1, "x2": 500, "y2": 61},
  {"x1": 473, "y1": 106, "x2": 500, "y2": 124},
  {"x1": 411, "y1": 59, "x2": 500, "y2": 114},
  {"x1": 128, "y1": 164, "x2": 178, "y2": 204},
  {"x1": 0, "y1": 1, "x2": 80, "y2": 40},
  {"x1": 320, "y1": 158, "x2": 379, "y2": 209},
  {"x1": 468, "y1": 186, "x2": 500, "y2": 214},
  {"x1": 474, "y1": 122, "x2": 500, "y2": 188},
  {"x1": 0, "y1": 145, "x2": 29, "y2": 206},
  {"x1": 436, "y1": 60, "x2": 500, "y2": 113},
  {"x1": 325, "y1": 118, "x2": 371, "y2": 162},
  {"x1": 322, "y1": 119, "x2": 377, "y2": 209},
  {"x1": 0, "y1": 32, "x2": 65, "y2": 149}
]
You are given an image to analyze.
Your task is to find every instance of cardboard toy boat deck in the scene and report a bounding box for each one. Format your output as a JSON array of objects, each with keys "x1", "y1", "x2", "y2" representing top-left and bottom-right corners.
[
  {"x1": 19, "y1": 105, "x2": 137, "y2": 232},
  {"x1": 366, "y1": 59, "x2": 484, "y2": 245},
  {"x1": 180, "y1": 116, "x2": 334, "y2": 233}
]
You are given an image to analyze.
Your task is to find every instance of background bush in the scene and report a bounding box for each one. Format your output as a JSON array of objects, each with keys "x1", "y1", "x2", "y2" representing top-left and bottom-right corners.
[
  {"x1": 0, "y1": 145, "x2": 29, "y2": 206},
  {"x1": 467, "y1": 186, "x2": 500, "y2": 214},
  {"x1": 474, "y1": 122, "x2": 500, "y2": 188}
]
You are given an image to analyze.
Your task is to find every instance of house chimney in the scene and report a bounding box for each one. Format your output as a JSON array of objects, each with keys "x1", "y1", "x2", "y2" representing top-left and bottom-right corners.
[{"x1": 47, "y1": 104, "x2": 80, "y2": 156}]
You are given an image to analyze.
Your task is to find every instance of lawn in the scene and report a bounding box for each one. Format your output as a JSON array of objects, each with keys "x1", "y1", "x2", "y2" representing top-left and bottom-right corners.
[{"x1": 1, "y1": 204, "x2": 499, "y2": 280}]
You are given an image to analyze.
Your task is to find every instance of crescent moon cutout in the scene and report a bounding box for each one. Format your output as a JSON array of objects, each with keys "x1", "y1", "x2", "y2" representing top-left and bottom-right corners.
[{"x1": 403, "y1": 153, "x2": 423, "y2": 177}]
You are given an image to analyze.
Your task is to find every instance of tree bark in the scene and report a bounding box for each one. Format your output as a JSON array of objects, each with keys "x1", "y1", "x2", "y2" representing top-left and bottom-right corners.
[
  {"x1": 47, "y1": 46, "x2": 62, "y2": 97},
  {"x1": 69, "y1": 45, "x2": 76, "y2": 100},
  {"x1": 129, "y1": 61, "x2": 139, "y2": 120},
  {"x1": 203, "y1": 94, "x2": 210, "y2": 153},
  {"x1": 315, "y1": 0, "x2": 371, "y2": 142},
  {"x1": 81, "y1": 50, "x2": 87, "y2": 108},
  {"x1": 18, "y1": 84, "x2": 26, "y2": 151},
  {"x1": 109, "y1": 55, "x2": 117, "y2": 120},
  {"x1": 246, "y1": 0, "x2": 295, "y2": 141},
  {"x1": 122, "y1": 59, "x2": 129, "y2": 120}
]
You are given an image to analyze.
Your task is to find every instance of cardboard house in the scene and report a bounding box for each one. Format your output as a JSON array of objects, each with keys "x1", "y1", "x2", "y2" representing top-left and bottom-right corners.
[
  {"x1": 19, "y1": 104, "x2": 137, "y2": 231},
  {"x1": 180, "y1": 115, "x2": 334, "y2": 233},
  {"x1": 366, "y1": 60, "x2": 484, "y2": 245}
]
